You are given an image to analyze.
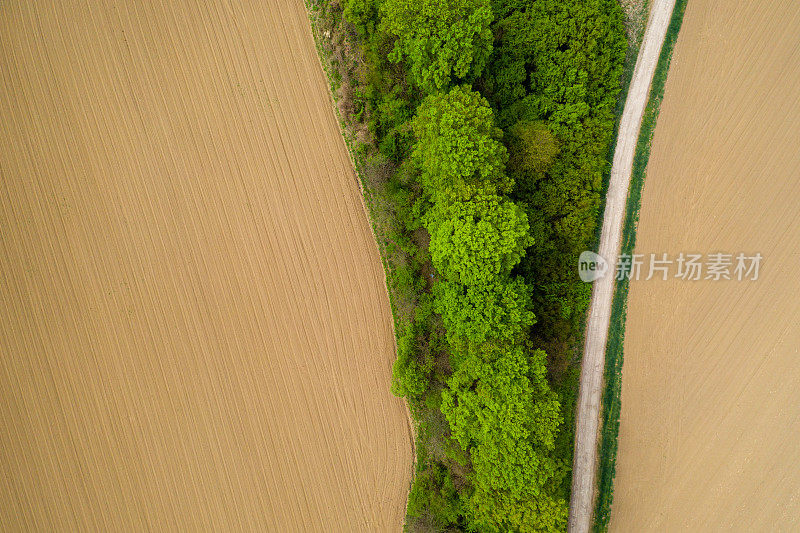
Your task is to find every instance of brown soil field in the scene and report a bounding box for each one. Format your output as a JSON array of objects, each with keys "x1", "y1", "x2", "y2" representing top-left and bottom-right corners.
[
  {"x1": 0, "y1": 1, "x2": 412, "y2": 530},
  {"x1": 611, "y1": 0, "x2": 800, "y2": 530}
]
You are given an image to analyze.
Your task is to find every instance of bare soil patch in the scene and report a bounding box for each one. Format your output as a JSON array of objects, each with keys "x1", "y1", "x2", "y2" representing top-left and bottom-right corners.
[
  {"x1": 0, "y1": 1, "x2": 411, "y2": 530},
  {"x1": 611, "y1": 0, "x2": 800, "y2": 529}
]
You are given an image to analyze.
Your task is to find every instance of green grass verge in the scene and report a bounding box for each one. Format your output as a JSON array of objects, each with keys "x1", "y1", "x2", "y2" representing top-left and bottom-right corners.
[
  {"x1": 304, "y1": 3, "x2": 425, "y2": 512},
  {"x1": 304, "y1": 2, "x2": 419, "y2": 332},
  {"x1": 593, "y1": 1, "x2": 689, "y2": 530}
]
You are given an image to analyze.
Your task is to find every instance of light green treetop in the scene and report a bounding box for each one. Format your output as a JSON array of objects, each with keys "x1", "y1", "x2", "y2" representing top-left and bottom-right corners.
[
  {"x1": 433, "y1": 277, "x2": 534, "y2": 348},
  {"x1": 425, "y1": 193, "x2": 532, "y2": 286},
  {"x1": 412, "y1": 86, "x2": 511, "y2": 201},
  {"x1": 381, "y1": 0, "x2": 494, "y2": 93}
]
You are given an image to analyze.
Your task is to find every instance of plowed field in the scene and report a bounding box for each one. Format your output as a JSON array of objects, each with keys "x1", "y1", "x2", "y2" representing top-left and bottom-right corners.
[{"x1": 0, "y1": 1, "x2": 412, "y2": 530}]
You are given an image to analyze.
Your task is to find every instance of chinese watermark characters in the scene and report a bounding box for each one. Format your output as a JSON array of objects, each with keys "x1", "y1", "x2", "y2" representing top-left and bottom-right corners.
[{"x1": 579, "y1": 251, "x2": 762, "y2": 282}]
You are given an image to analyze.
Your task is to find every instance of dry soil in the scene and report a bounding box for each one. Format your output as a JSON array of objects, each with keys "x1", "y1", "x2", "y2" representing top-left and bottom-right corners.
[
  {"x1": 611, "y1": 0, "x2": 800, "y2": 530},
  {"x1": 0, "y1": 1, "x2": 412, "y2": 530}
]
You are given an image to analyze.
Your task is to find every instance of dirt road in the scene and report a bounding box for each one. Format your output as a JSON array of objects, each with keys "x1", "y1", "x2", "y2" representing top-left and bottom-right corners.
[
  {"x1": 0, "y1": 1, "x2": 411, "y2": 530},
  {"x1": 567, "y1": 1, "x2": 676, "y2": 531},
  {"x1": 611, "y1": 0, "x2": 800, "y2": 529}
]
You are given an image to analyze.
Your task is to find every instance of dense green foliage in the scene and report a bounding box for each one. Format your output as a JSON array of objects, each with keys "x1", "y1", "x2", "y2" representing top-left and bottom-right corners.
[
  {"x1": 412, "y1": 86, "x2": 511, "y2": 201},
  {"x1": 480, "y1": 0, "x2": 628, "y2": 353},
  {"x1": 310, "y1": 0, "x2": 628, "y2": 530},
  {"x1": 381, "y1": 0, "x2": 494, "y2": 92},
  {"x1": 426, "y1": 193, "x2": 531, "y2": 286},
  {"x1": 411, "y1": 87, "x2": 567, "y2": 529},
  {"x1": 442, "y1": 345, "x2": 565, "y2": 531},
  {"x1": 506, "y1": 121, "x2": 560, "y2": 181},
  {"x1": 434, "y1": 278, "x2": 533, "y2": 347}
]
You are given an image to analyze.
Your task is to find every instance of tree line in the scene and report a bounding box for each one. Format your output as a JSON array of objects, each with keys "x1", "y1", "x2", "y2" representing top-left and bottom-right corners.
[{"x1": 320, "y1": 0, "x2": 626, "y2": 530}]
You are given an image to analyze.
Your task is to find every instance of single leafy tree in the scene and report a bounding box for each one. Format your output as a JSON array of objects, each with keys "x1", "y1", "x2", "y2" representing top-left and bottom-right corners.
[
  {"x1": 412, "y1": 86, "x2": 511, "y2": 201},
  {"x1": 433, "y1": 277, "x2": 535, "y2": 348},
  {"x1": 381, "y1": 0, "x2": 494, "y2": 93},
  {"x1": 425, "y1": 193, "x2": 532, "y2": 286},
  {"x1": 507, "y1": 120, "x2": 560, "y2": 182}
]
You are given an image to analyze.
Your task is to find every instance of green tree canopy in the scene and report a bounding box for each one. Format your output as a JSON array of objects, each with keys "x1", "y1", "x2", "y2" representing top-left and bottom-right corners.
[
  {"x1": 507, "y1": 120, "x2": 560, "y2": 182},
  {"x1": 342, "y1": 0, "x2": 380, "y2": 38},
  {"x1": 479, "y1": 10, "x2": 538, "y2": 109},
  {"x1": 425, "y1": 193, "x2": 532, "y2": 286},
  {"x1": 412, "y1": 86, "x2": 510, "y2": 201},
  {"x1": 381, "y1": 0, "x2": 494, "y2": 93},
  {"x1": 433, "y1": 277, "x2": 534, "y2": 348},
  {"x1": 441, "y1": 345, "x2": 566, "y2": 531}
]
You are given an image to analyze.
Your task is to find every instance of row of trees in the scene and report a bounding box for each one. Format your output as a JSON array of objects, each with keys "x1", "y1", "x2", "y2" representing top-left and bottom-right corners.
[
  {"x1": 414, "y1": 86, "x2": 566, "y2": 530},
  {"x1": 326, "y1": 0, "x2": 627, "y2": 530}
]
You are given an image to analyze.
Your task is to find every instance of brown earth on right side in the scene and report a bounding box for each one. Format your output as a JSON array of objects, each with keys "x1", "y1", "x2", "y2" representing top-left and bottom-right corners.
[{"x1": 611, "y1": 0, "x2": 800, "y2": 530}]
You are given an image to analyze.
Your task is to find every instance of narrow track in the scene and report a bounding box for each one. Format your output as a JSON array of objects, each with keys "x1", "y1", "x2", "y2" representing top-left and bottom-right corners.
[{"x1": 567, "y1": 1, "x2": 677, "y2": 531}]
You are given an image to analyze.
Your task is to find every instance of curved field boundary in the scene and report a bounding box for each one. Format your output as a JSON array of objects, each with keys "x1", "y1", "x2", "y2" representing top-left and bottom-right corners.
[
  {"x1": 303, "y1": 0, "x2": 419, "y2": 502},
  {"x1": 567, "y1": 1, "x2": 678, "y2": 531}
]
